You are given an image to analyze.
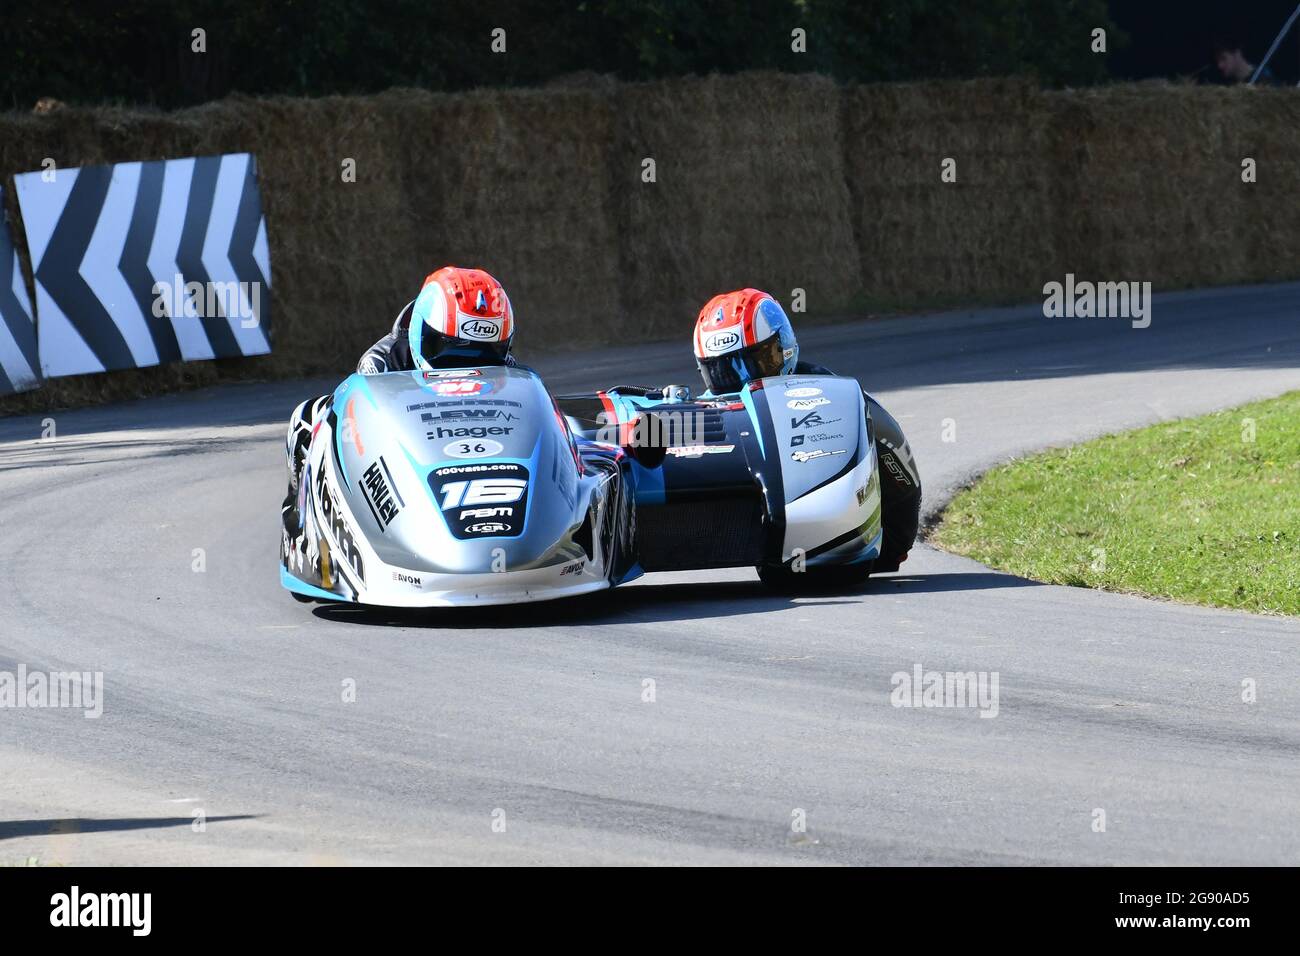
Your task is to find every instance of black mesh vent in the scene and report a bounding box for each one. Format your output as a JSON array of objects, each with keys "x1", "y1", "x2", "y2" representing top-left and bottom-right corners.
[
  {"x1": 658, "y1": 406, "x2": 726, "y2": 446},
  {"x1": 637, "y1": 492, "x2": 766, "y2": 571}
]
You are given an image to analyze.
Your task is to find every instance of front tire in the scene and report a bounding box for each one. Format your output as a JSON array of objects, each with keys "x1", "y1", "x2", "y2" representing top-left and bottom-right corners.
[{"x1": 877, "y1": 478, "x2": 921, "y2": 572}]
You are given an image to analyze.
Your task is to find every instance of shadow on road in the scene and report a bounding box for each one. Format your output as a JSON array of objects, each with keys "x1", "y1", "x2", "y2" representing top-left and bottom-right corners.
[
  {"x1": 874, "y1": 571, "x2": 1042, "y2": 594},
  {"x1": 0, "y1": 815, "x2": 258, "y2": 840},
  {"x1": 309, "y1": 569, "x2": 1038, "y2": 630}
]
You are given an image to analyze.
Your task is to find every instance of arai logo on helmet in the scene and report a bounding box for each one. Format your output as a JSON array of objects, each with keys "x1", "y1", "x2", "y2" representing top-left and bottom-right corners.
[
  {"x1": 459, "y1": 318, "x2": 501, "y2": 341},
  {"x1": 784, "y1": 386, "x2": 822, "y2": 398},
  {"x1": 704, "y1": 330, "x2": 741, "y2": 354}
]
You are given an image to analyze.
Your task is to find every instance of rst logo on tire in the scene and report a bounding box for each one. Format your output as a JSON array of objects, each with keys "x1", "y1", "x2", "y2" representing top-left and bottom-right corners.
[{"x1": 429, "y1": 462, "x2": 529, "y2": 538}]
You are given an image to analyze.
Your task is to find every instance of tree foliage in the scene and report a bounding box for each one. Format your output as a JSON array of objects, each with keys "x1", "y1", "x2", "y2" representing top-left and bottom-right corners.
[{"x1": 5, "y1": 0, "x2": 1120, "y2": 109}]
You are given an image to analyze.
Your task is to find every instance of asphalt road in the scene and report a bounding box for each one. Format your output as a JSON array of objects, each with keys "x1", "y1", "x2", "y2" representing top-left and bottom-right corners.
[{"x1": 2, "y1": 282, "x2": 1299, "y2": 865}]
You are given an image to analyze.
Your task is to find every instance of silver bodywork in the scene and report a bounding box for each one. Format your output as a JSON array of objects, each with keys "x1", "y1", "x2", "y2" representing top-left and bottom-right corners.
[
  {"x1": 755, "y1": 374, "x2": 882, "y2": 566},
  {"x1": 281, "y1": 366, "x2": 624, "y2": 607}
]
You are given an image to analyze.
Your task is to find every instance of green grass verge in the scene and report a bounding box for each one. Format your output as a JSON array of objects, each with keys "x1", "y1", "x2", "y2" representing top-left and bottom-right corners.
[{"x1": 933, "y1": 391, "x2": 1300, "y2": 616}]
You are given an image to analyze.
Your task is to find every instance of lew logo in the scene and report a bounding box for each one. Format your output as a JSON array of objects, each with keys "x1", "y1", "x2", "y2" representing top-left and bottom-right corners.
[
  {"x1": 459, "y1": 318, "x2": 501, "y2": 340},
  {"x1": 704, "y1": 330, "x2": 741, "y2": 354}
]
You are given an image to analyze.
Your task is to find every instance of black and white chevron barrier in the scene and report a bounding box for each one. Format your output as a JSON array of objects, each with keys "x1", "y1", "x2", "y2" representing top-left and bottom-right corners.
[
  {"x1": 13, "y1": 153, "x2": 272, "y2": 378},
  {"x1": 0, "y1": 188, "x2": 41, "y2": 396}
]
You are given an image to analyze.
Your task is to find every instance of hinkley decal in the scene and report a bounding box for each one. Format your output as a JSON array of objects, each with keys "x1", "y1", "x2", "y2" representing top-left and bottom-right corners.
[{"x1": 359, "y1": 458, "x2": 403, "y2": 531}]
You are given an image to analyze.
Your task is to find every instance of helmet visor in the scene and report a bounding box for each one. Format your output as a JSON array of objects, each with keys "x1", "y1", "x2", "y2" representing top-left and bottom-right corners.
[
  {"x1": 698, "y1": 334, "x2": 785, "y2": 394},
  {"x1": 419, "y1": 329, "x2": 510, "y2": 368}
]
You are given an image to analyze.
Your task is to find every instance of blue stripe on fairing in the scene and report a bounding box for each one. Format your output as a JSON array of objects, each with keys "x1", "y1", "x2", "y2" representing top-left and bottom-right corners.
[
  {"x1": 280, "y1": 565, "x2": 347, "y2": 601},
  {"x1": 329, "y1": 375, "x2": 378, "y2": 488},
  {"x1": 739, "y1": 384, "x2": 765, "y2": 457},
  {"x1": 335, "y1": 433, "x2": 350, "y2": 487},
  {"x1": 854, "y1": 528, "x2": 883, "y2": 562},
  {"x1": 519, "y1": 433, "x2": 543, "y2": 536},
  {"x1": 349, "y1": 373, "x2": 378, "y2": 407},
  {"x1": 606, "y1": 392, "x2": 667, "y2": 505},
  {"x1": 616, "y1": 561, "x2": 645, "y2": 584},
  {"x1": 332, "y1": 377, "x2": 353, "y2": 487},
  {"x1": 409, "y1": 308, "x2": 426, "y2": 370},
  {"x1": 631, "y1": 458, "x2": 665, "y2": 504}
]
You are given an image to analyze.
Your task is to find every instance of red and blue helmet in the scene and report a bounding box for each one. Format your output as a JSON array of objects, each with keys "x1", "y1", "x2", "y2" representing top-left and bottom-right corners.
[
  {"x1": 409, "y1": 266, "x2": 514, "y2": 371},
  {"x1": 693, "y1": 289, "x2": 798, "y2": 394}
]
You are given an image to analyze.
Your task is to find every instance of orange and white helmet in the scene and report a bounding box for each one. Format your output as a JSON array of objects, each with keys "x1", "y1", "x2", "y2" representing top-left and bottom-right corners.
[
  {"x1": 693, "y1": 288, "x2": 798, "y2": 394},
  {"x1": 409, "y1": 266, "x2": 514, "y2": 371}
]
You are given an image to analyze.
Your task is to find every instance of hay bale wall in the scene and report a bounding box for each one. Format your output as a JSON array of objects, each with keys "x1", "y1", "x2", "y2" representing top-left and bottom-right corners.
[
  {"x1": 612, "y1": 73, "x2": 862, "y2": 333},
  {"x1": 843, "y1": 77, "x2": 1054, "y2": 305},
  {"x1": 1, "y1": 74, "x2": 1297, "y2": 413}
]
